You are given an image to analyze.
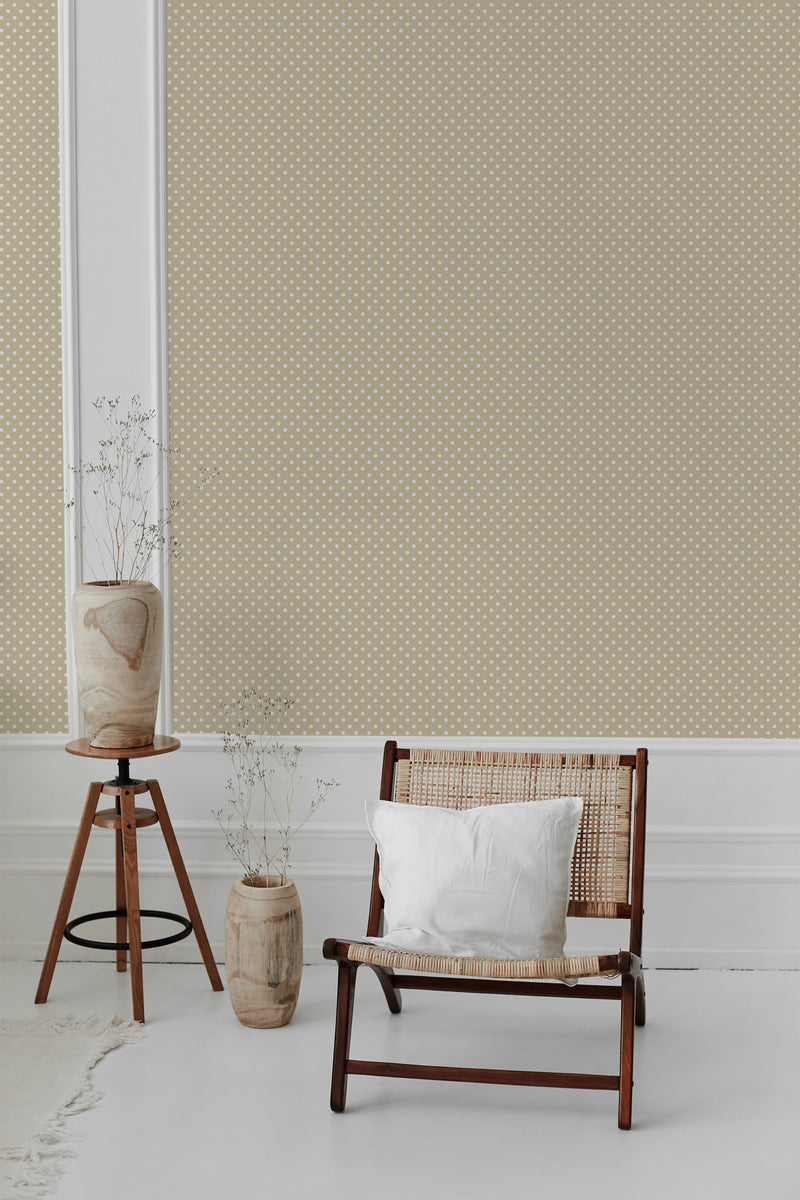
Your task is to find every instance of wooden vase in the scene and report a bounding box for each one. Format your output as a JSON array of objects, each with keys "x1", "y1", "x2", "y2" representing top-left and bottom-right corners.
[
  {"x1": 225, "y1": 876, "x2": 303, "y2": 1028},
  {"x1": 71, "y1": 580, "x2": 162, "y2": 749}
]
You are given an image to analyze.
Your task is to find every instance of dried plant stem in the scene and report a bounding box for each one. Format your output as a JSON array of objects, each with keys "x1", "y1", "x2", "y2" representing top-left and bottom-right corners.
[
  {"x1": 64, "y1": 395, "x2": 218, "y2": 584},
  {"x1": 214, "y1": 690, "x2": 338, "y2": 886}
]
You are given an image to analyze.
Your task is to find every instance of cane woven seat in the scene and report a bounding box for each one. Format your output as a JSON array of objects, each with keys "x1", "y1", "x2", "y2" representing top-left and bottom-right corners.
[
  {"x1": 324, "y1": 742, "x2": 649, "y2": 1126},
  {"x1": 343, "y1": 943, "x2": 621, "y2": 981}
]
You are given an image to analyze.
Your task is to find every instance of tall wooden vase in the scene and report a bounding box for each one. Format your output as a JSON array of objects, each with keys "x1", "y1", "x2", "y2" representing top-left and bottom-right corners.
[
  {"x1": 225, "y1": 876, "x2": 303, "y2": 1028},
  {"x1": 71, "y1": 580, "x2": 162, "y2": 749}
]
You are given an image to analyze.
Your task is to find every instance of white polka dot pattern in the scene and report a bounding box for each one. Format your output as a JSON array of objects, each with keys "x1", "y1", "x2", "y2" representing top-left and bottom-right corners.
[
  {"x1": 0, "y1": 2, "x2": 67, "y2": 733},
  {"x1": 167, "y1": 2, "x2": 799, "y2": 737}
]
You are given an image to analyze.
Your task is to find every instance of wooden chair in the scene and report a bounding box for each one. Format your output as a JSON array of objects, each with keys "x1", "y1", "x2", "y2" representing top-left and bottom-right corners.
[{"x1": 323, "y1": 743, "x2": 648, "y2": 1128}]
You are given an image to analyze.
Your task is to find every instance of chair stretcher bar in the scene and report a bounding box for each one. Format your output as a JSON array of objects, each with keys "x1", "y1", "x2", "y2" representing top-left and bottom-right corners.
[{"x1": 347, "y1": 1060, "x2": 621, "y2": 1091}]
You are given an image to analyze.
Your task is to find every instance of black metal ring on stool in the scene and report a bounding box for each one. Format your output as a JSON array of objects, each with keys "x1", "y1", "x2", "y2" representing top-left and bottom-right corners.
[{"x1": 64, "y1": 909, "x2": 193, "y2": 951}]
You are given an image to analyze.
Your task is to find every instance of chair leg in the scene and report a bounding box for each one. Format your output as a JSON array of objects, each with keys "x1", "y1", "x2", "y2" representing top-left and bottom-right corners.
[
  {"x1": 635, "y1": 973, "x2": 646, "y2": 1027},
  {"x1": 618, "y1": 973, "x2": 636, "y2": 1129},
  {"x1": 367, "y1": 963, "x2": 402, "y2": 1014},
  {"x1": 147, "y1": 780, "x2": 224, "y2": 992},
  {"x1": 331, "y1": 961, "x2": 359, "y2": 1112},
  {"x1": 35, "y1": 782, "x2": 102, "y2": 1005},
  {"x1": 119, "y1": 787, "x2": 145, "y2": 1023}
]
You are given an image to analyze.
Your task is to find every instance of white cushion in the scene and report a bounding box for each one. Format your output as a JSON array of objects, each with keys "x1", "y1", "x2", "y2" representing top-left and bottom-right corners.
[{"x1": 365, "y1": 795, "x2": 583, "y2": 960}]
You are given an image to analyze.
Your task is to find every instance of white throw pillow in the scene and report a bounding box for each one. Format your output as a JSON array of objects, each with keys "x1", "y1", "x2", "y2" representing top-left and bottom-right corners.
[{"x1": 365, "y1": 795, "x2": 583, "y2": 960}]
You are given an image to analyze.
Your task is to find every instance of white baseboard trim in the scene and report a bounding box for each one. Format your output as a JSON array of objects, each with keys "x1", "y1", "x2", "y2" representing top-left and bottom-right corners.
[
  {"x1": 640, "y1": 949, "x2": 800, "y2": 970},
  {"x1": 6, "y1": 944, "x2": 797, "y2": 971}
]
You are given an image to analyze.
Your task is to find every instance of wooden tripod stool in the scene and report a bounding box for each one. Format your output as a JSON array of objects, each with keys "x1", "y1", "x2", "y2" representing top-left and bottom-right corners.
[{"x1": 35, "y1": 736, "x2": 224, "y2": 1022}]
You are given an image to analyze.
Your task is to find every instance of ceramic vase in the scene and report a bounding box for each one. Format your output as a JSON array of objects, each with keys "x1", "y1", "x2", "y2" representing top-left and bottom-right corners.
[
  {"x1": 225, "y1": 876, "x2": 303, "y2": 1028},
  {"x1": 71, "y1": 580, "x2": 162, "y2": 749}
]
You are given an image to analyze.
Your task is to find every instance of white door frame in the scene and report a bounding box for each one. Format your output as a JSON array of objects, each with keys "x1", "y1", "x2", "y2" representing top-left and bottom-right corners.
[{"x1": 59, "y1": 0, "x2": 171, "y2": 736}]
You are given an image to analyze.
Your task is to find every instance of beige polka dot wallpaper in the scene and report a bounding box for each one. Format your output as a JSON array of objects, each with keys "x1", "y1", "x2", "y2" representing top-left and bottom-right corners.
[
  {"x1": 0, "y1": 1, "x2": 66, "y2": 733},
  {"x1": 166, "y1": 1, "x2": 799, "y2": 737}
]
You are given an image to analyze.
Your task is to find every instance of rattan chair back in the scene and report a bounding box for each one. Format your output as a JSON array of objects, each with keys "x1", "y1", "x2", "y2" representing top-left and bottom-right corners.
[{"x1": 393, "y1": 748, "x2": 633, "y2": 918}]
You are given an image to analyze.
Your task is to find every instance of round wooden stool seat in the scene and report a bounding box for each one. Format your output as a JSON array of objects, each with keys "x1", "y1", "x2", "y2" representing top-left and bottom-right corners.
[{"x1": 65, "y1": 735, "x2": 181, "y2": 761}]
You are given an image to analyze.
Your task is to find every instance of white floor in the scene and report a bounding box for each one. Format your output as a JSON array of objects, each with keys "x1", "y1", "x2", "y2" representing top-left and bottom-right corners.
[{"x1": 2, "y1": 961, "x2": 799, "y2": 1200}]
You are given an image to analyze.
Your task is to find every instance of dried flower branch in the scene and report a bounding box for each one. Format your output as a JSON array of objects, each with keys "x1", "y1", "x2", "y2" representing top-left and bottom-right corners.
[
  {"x1": 214, "y1": 688, "x2": 338, "y2": 886},
  {"x1": 63, "y1": 394, "x2": 219, "y2": 584}
]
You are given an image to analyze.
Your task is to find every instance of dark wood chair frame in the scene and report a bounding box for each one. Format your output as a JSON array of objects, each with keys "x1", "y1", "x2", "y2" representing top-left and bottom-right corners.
[{"x1": 324, "y1": 742, "x2": 648, "y2": 1128}]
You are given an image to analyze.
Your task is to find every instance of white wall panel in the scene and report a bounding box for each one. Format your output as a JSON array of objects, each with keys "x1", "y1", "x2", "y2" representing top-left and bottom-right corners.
[
  {"x1": 2, "y1": 738, "x2": 798, "y2": 969},
  {"x1": 62, "y1": 0, "x2": 170, "y2": 735}
]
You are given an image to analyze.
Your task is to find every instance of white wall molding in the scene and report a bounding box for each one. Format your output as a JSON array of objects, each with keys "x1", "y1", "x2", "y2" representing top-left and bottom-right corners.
[
  {"x1": 3, "y1": 733, "x2": 799, "y2": 755},
  {"x1": 4, "y1": 856, "x2": 798, "y2": 887},
  {"x1": 3, "y1": 736, "x2": 798, "y2": 968},
  {"x1": 650, "y1": 826, "x2": 800, "y2": 845},
  {"x1": 4, "y1": 817, "x2": 800, "y2": 849},
  {"x1": 176, "y1": 734, "x2": 800, "y2": 756},
  {"x1": 59, "y1": 0, "x2": 172, "y2": 736},
  {"x1": 0, "y1": 819, "x2": 372, "y2": 841},
  {"x1": 1, "y1": 858, "x2": 375, "y2": 883},
  {"x1": 58, "y1": 0, "x2": 82, "y2": 738},
  {"x1": 97, "y1": 733, "x2": 800, "y2": 755},
  {"x1": 0, "y1": 735, "x2": 72, "y2": 750},
  {"x1": 150, "y1": 0, "x2": 172, "y2": 735}
]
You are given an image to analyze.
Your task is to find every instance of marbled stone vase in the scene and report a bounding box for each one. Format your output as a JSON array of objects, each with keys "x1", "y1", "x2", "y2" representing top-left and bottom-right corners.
[
  {"x1": 225, "y1": 876, "x2": 303, "y2": 1028},
  {"x1": 71, "y1": 580, "x2": 162, "y2": 749}
]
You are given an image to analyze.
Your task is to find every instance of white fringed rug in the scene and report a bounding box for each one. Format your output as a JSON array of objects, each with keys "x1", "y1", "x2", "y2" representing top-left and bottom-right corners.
[{"x1": 0, "y1": 1015, "x2": 143, "y2": 1199}]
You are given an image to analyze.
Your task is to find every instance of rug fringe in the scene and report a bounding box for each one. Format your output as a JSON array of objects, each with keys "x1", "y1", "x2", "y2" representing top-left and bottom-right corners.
[
  {"x1": 0, "y1": 1015, "x2": 144, "y2": 1198},
  {"x1": 0, "y1": 1013, "x2": 145, "y2": 1041}
]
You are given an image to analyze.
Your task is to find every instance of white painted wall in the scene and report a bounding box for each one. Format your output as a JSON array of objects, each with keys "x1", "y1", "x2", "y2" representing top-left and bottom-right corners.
[
  {"x1": 71, "y1": 0, "x2": 162, "y2": 405},
  {"x1": 2, "y1": 738, "x2": 799, "y2": 970}
]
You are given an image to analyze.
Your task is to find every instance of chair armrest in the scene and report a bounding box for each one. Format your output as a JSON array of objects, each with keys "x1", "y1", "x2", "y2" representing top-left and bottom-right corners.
[
  {"x1": 618, "y1": 951, "x2": 643, "y2": 978},
  {"x1": 323, "y1": 938, "x2": 353, "y2": 962}
]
